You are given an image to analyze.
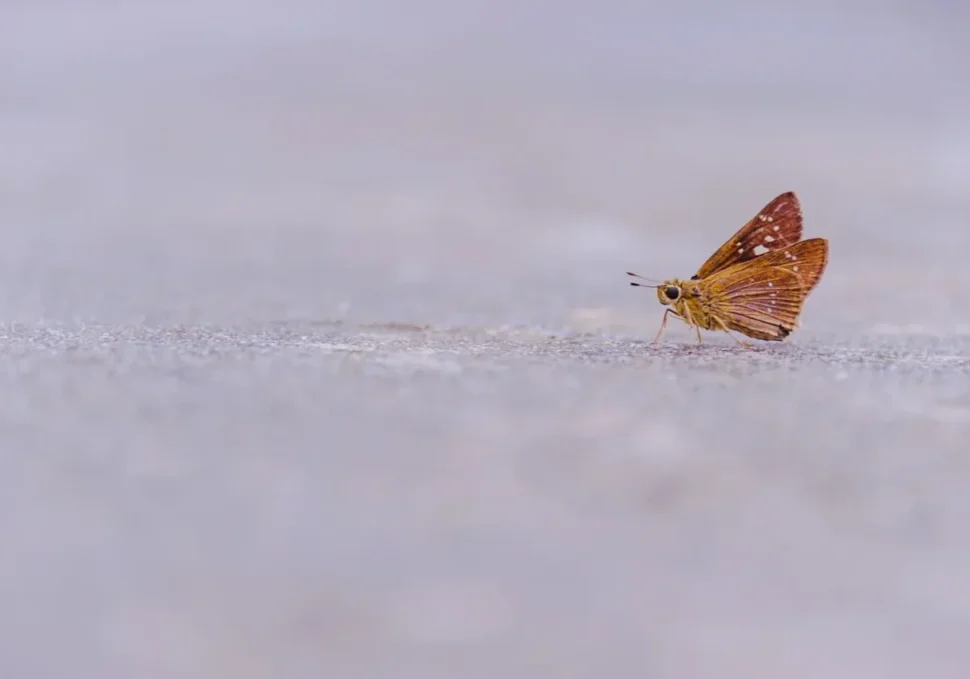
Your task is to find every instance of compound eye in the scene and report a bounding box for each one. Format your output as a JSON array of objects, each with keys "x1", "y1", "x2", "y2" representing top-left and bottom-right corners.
[{"x1": 665, "y1": 286, "x2": 680, "y2": 300}]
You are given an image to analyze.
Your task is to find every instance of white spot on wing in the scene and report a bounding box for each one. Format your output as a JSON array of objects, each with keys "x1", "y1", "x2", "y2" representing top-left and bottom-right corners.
[
  {"x1": 753, "y1": 245, "x2": 769, "y2": 256},
  {"x1": 767, "y1": 282, "x2": 773, "y2": 287},
  {"x1": 764, "y1": 235, "x2": 775, "y2": 243},
  {"x1": 773, "y1": 225, "x2": 780, "y2": 232},
  {"x1": 793, "y1": 265, "x2": 799, "y2": 272}
]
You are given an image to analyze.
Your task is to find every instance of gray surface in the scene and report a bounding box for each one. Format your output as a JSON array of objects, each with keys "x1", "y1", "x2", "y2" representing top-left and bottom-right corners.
[{"x1": 2, "y1": 2, "x2": 970, "y2": 678}]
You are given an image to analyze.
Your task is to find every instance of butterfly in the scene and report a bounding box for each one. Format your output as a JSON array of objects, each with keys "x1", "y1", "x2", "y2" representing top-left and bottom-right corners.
[{"x1": 627, "y1": 191, "x2": 828, "y2": 347}]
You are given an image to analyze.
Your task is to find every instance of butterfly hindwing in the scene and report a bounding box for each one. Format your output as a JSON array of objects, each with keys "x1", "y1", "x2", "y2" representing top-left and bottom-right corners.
[
  {"x1": 699, "y1": 238, "x2": 829, "y2": 341},
  {"x1": 693, "y1": 191, "x2": 804, "y2": 280}
]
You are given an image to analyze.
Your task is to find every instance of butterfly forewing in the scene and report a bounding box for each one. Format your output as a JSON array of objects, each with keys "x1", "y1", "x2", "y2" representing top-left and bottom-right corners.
[
  {"x1": 693, "y1": 191, "x2": 804, "y2": 280},
  {"x1": 701, "y1": 238, "x2": 828, "y2": 341}
]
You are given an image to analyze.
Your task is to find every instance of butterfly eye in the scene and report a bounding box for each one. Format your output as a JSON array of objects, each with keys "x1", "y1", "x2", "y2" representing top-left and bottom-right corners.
[{"x1": 665, "y1": 286, "x2": 680, "y2": 300}]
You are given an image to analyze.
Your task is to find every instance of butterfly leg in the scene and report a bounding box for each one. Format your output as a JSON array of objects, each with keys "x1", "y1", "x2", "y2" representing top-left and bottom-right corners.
[
  {"x1": 678, "y1": 303, "x2": 703, "y2": 345},
  {"x1": 714, "y1": 317, "x2": 755, "y2": 349},
  {"x1": 730, "y1": 333, "x2": 755, "y2": 349},
  {"x1": 651, "y1": 309, "x2": 675, "y2": 345}
]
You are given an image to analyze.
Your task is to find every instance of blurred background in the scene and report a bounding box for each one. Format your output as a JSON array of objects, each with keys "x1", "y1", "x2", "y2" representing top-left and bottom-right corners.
[
  {"x1": 2, "y1": 0, "x2": 969, "y2": 330},
  {"x1": 1, "y1": 2, "x2": 970, "y2": 678}
]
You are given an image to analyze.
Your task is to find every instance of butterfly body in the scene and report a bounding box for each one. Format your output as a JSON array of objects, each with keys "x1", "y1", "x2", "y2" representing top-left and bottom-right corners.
[
  {"x1": 629, "y1": 192, "x2": 828, "y2": 346},
  {"x1": 655, "y1": 278, "x2": 720, "y2": 331}
]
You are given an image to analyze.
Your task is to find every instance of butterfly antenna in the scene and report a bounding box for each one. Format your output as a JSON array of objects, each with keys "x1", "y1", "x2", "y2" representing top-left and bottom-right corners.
[{"x1": 627, "y1": 271, "x2": 660, "y2": 288}]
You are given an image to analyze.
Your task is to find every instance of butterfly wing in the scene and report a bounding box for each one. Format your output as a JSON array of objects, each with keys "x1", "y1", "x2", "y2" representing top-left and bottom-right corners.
[
  {"x1": 699, "y1": 238, "x2": 828, "y2": 341},
  {"x1": 692, "y1": 191, "x2": 804, "y2": 280}
]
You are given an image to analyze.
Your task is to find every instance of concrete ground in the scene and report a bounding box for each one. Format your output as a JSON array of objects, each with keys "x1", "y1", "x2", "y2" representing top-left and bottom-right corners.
[{"x1": 2, "y1": 2, "x2": 970, "y2": 678}]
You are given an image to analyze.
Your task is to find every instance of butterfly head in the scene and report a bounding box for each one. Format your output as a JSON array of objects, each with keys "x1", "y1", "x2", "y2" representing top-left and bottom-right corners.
[{"x1": 656, "y1": 281, "x2": 683, "y2": 306}]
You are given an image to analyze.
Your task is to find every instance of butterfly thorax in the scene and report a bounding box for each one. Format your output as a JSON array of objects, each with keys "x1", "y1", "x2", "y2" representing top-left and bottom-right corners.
[{"x1": 657, "y1": 278, "x2": 720, "y2": 330}]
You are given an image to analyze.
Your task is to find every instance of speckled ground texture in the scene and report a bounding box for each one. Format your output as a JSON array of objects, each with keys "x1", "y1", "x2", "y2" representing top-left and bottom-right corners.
[{"x1": 3, "y1": 2, "x2": 970, "y2": 678}]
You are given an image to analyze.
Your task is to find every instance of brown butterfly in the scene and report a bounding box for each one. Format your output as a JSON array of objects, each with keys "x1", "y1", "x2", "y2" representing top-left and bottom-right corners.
[{"x1": 628, "y1": 191, "x2": 828, "y2": 347}]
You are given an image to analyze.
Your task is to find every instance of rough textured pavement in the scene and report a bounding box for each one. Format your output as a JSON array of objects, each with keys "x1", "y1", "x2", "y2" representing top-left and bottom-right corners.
[{"x1": 3, "y1": 2, "x2": 970, "y2": 678}]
